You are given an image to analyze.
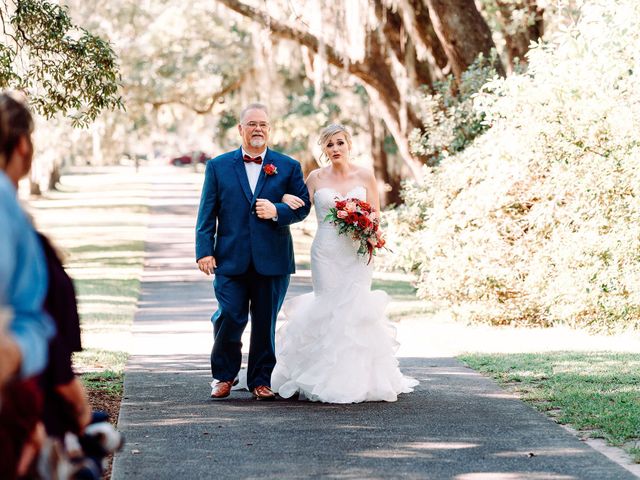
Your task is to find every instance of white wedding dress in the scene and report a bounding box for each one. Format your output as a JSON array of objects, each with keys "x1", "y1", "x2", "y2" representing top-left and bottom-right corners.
[{"x1": 270, "y1": 186, "x2": 418, "y2": 403}]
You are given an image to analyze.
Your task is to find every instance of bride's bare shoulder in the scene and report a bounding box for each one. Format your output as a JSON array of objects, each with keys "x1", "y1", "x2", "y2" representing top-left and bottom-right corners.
[
  {"x1": 306, "y1": 167, "x2": 328, "y2": 186},
  {"x1": 353, "y1": 165, "x2": 376, "y2": 182}
]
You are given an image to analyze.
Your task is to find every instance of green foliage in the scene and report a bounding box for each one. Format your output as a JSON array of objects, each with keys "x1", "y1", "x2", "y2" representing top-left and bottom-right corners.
[
  {"x1": 389, "y1": 0, "x2": 640, "y2": 331},
  {"x1": 272, "y1": 85, "x2": 343, "y2": 156},
  {"x1": 0, "y1": 0, "x2": 122, "y2": 126},
  {"x1": 34, "y1": 0, "x2": 255, "y2": 165},
  {"x1": 461, "y1": 352, "x2": 640, "y2": 460},
  {"x1": 477, "y1": 0, "x2": 541, "y2": 36},
  {"x1": 217, "y1": 110, "x2": 238, "y2": 133},
  {"x1": 410, "y1": 54, "x2": 499, "y2": 165}
]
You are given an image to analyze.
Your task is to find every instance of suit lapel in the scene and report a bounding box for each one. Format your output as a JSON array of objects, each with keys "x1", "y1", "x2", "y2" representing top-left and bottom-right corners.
[
  {"x1": 232, "y1": 148, "x2": 253, "y2": 204},
  {"x1": 251, "y1": 148, "x2": 274, "y2": 202}
]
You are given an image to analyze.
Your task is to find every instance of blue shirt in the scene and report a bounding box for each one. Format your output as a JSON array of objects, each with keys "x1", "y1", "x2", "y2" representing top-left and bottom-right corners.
[{"x1": 0, "y1": 171, "x2": 55, "y2": 378}]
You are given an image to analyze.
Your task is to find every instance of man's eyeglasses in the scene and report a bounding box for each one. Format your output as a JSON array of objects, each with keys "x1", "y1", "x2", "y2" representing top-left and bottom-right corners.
[{"x1": 244, "y1": 122, "x2": 270, "y2": 129}]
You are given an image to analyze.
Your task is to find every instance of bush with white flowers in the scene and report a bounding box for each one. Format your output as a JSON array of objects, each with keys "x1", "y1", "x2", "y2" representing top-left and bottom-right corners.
[{"x1": 388, "y1": 0, "x2": 640, "y2": 331}]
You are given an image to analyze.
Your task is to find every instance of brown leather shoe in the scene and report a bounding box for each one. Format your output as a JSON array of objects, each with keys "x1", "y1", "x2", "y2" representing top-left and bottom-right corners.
[
  {"x1": 252, "y1": 385, "x2": 276, "y2": 401},
  {"x1": 210, "y1": 380, "x2": 234, "y2": 399}
]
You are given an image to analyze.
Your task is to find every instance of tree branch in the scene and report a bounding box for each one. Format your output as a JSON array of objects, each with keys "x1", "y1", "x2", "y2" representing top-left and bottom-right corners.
[
  {"x1": 148, "y1": 69, "x2": 251, "y2": 114},
  {"x1": 216, "y1": 0, "x2": 358, "y2": 78},
  {"x1": 215, "y1": 0, "x2": 425, "y2": 179}
]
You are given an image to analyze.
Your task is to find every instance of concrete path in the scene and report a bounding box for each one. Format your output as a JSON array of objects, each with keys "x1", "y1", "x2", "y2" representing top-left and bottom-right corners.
[{"x1": 112, "y1": 168, "x2": 636, "y2": 480}]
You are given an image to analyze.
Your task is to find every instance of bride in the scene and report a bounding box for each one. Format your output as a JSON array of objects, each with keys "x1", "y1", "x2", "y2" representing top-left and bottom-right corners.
[{"x1": 271, "y1": 124, "x2": 418, "y2": 403}]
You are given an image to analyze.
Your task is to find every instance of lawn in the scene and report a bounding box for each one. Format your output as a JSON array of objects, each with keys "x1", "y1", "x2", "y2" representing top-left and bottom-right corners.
[
  {"x1": 460, "y1": 351, "x2": 640, "y2": 462},
  {"x1": 26, "y1": 167, "x2": 148, "y2": 416}
]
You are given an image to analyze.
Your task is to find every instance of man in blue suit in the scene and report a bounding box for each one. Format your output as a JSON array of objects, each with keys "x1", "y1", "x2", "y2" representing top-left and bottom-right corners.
[{"x1": 196, "y1": 103, "x2": 310, "y2": 400}]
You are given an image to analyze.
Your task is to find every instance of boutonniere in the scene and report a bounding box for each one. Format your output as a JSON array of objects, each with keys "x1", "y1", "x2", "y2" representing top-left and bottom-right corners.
[{"x1": 263, "y1": 164, "x2": 278, "y2": 176}]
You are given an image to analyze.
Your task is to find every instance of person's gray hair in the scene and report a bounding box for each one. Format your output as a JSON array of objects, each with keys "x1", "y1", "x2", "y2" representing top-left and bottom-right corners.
[{"x1": 240, "y1": 103, "x2": 269, "y2": 123}]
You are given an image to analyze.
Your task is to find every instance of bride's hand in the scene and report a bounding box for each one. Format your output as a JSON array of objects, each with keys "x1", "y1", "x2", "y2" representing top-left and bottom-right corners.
[{"x1": 281, "y1": 194, "x2": 304, "y2": 210}]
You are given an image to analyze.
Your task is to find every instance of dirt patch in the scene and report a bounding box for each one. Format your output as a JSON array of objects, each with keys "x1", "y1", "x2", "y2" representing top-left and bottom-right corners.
[{"x1": 86, "y1": 387, "x2": 122, "y2": 480}]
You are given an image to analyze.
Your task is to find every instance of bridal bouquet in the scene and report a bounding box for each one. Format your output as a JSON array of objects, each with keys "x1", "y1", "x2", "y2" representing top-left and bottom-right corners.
[{"x1": 324, "y1": 198, "x2": 388, "y2": 264}]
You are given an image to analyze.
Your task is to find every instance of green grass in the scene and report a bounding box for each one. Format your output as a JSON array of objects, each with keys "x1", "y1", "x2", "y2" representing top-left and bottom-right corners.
[
  {"x1": 386, "y1": 302, "x2": 434, "y2": 320},
  {"x1": 459, "y1": 352, "x2": 640, "y2": 462},
  {"x1": 74, "y1": 277, "x2": 140, "y2": 326},
  {"x1": 74, "y1": 278, "x2": 140, "y2": 299},
  {"x1": 29, "y1": 175, "x2": 148, "y2": 402},
  {"x1": 74, "y1": 346, "x2": 127, "y2": 397},
  {"x1": 81, "y1": 371, "x2": 124, "y2": 396},
  {"x1": 67, "y1": 240, "x2": 144, "y2": 256},
  {"x1": 371, "y1": 278, "x2": 432, "y2": 320},
  {"x1": 372, "y1": 278, "x2": 418, "y2": 301},
  {"x1": 74, "y1": 348, "x2": 128, "y2": 373}
]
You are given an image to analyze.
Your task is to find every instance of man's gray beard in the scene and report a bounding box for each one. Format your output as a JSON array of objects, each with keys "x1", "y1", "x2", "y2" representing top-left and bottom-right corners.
[{"x1": 250, "y1": 137, "x2": 265, "y2": 148}]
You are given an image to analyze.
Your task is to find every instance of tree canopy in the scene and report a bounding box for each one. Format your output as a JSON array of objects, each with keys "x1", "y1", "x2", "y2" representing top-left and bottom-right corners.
[{"x1": 0, "y1": 0, "x2": 122, "y2": 126}]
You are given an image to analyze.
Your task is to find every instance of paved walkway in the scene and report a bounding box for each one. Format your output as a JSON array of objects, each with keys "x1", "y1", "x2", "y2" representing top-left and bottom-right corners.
[{"x1": 112, "y1": 168, "x2": 636, "y2": 480}]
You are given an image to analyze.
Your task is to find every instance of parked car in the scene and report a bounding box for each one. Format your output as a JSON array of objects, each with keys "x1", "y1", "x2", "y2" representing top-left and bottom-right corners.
[{"x1": 169, "y1": 151, "x2": 209, "y2": 166}]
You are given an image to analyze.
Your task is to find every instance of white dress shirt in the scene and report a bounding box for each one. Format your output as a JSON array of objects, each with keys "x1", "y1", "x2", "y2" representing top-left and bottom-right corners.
[{"x1": 242, "y1": 147, "x2": 266, "y2": 193}]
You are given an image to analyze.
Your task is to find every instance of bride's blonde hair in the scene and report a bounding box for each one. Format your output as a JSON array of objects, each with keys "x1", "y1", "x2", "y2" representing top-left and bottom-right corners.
[{"x1": 317, "y1": 124, "x2": 352, "y2": 165}]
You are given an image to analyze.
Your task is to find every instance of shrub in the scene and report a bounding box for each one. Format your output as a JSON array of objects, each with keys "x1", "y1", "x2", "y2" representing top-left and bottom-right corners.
[
  {"x1": 388, "y1": 0, "x2": 640, "y2": 331},
  {"x1": 409, "y1": 54, "x2": 499, "y2": 165}
]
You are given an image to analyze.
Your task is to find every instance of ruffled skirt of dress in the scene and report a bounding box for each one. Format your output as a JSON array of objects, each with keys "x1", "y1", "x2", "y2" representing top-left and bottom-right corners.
[{"x1": 271, "y1": 285, "x2": 418, "y2": 403}]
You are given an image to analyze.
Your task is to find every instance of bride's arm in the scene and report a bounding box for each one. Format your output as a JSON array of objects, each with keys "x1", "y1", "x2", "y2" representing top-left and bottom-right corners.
[
  {"x1": 281, "y1": 169, "x2": 318, "y2": 208},
  {"x1": 363, "y1": 169, "x2": 381, "y2": 214},
  {"x1": 305, "y1": 170, "x2": 318, "y2": 205}
]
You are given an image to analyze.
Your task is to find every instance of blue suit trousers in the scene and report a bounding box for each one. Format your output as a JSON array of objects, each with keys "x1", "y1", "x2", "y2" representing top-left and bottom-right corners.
[{"x1": 211, "y1": 263, "x2": 289, "y2": 389}]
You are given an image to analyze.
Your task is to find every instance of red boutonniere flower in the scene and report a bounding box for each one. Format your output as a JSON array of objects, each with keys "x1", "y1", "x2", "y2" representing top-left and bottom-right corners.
[{"x1": 263, "y1": 164, "x2": 278, "y2": 176}]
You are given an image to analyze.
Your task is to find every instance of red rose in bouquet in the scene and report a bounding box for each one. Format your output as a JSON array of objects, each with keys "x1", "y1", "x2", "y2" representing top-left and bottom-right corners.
[
  {"x1": 346, "y1": 212, "x2": 359, "y2": 225},
  {"x1": 324, "y1": 197, "x2": 389, "y2": 264}
]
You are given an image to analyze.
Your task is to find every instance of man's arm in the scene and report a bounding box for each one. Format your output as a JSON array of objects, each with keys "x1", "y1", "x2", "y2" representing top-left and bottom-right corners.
[
  {"x1": 195, "y1": 161, "x2": 218, "y2": 262},
  {"x1": 274, "y1": 162, "x2": 311, "y2": 227}
]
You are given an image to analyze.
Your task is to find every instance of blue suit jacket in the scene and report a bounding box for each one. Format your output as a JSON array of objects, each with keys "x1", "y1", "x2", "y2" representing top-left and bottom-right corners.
[{"x1": 195, "y1": 147, "x2": 311, "y2": 276}]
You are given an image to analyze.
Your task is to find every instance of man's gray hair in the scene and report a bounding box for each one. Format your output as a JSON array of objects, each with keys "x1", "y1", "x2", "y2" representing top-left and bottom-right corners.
[{"x1": 240, "y1": 103, "x2": 269, "y2": 123}]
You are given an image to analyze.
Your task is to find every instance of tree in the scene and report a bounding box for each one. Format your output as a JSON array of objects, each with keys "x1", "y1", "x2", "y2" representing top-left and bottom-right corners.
[
  {"x1": 0, "y1": 0, "x2": 122, "y2": 126},
  {"x1": 426, "y1": 0, "x2": 505, "y2": 79},
  {"x1": 215, "y1": 0, "x2": 504, "y2": 179},
  {"x1": 479, "y1": 0, "x2": 545, "y2": 71},
  {"x1": 43, "y1": 0, "x2": 257, "y2": 168}
]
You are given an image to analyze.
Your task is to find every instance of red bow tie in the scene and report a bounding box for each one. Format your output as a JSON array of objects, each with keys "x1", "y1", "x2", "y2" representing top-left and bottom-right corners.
[{"x1": 243, "y1": 154, "x2": 262, "y2": 164}]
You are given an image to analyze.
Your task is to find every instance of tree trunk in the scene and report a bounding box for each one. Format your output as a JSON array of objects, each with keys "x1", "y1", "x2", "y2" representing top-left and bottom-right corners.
[
  {"x1": 395, "y1": 0, "x2": 450, "y2": 79},
  {"x1": 214, "y1": 0, "x2": 503, "y2": 178},
  {"x1": 29, "y1": 178, "x2": 41, "y2": 196},
  {"x1": 48, "y1": 163, "x2": 61, "y2": 190},
  {"x1": 426, "y1": 0, "x2": 505, "y2": 80},
  {"x1": 369, "y1": 111, "x2": 402, "y2": 208},
  {"x1": 496, "y1": 0, "x2": 544, "y2": 71}
]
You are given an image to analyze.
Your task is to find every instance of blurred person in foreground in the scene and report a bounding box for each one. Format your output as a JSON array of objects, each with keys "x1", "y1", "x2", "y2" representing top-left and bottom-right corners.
[
  {"x1": 0, "y1": 91, "x2": 55, "y2": 478},
  {"x1": 0, "y1": 92, "x2": 120, "y2": 480}
]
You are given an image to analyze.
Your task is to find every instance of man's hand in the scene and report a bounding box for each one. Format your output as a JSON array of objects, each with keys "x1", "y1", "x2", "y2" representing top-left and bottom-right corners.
[
  {"x1": 197, "y1": 256, "x2": 217, "y2": 275},
  {"x1": 255, "y1": 199, "x2": 277, "y2": 219}
]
